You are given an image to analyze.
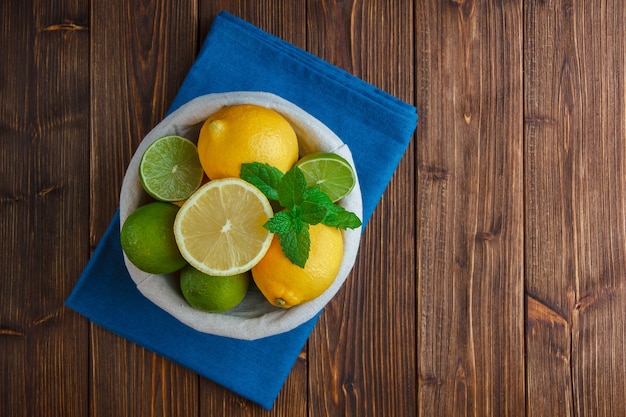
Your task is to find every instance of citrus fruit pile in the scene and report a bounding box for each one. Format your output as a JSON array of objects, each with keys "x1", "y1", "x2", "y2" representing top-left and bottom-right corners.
[{"x1": 120, "y1": 104, "x2": 360, "y2": 313}]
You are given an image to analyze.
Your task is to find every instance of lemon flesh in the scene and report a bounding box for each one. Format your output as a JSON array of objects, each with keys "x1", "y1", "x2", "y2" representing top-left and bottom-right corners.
[{"x1": 174, "y1": 178, "x2": 274, "y2": 276}]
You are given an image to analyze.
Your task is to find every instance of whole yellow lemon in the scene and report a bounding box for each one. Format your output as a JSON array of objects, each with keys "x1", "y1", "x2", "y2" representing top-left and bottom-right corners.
[
  {"x1": 197, "y1": 104, "x2": 299, "y2": 179},
  {"x1": 251, "y1": 223, "x2": 344, "y2": 308}
]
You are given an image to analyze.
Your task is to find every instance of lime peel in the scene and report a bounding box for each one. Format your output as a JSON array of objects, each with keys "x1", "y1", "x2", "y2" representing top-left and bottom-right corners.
[
  {"x1": 139, "y1": 135, "x2": 204, "y2": 202},
  {"x1": 295, "y1": 151, "x2": 357, "y2": 202}
]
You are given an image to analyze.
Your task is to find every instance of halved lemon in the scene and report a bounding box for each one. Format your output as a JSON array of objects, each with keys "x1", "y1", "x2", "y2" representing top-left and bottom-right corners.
[{"x1": 174, "y1": 178, "x2": 274, "y2": 276}]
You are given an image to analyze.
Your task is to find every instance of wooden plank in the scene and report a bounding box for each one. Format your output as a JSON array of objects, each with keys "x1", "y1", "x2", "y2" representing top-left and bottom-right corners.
[
  {"x1": 524, "y1": 1, "x2": 626, "y2": 415},
  {"x1": 196, "y1": 355, "x2": 308, "y2": 416},
  {"x1": 415, "y1": 1, "x2": 525, "y2": 415},
  {"x1": 199, "y1": 1, "x2": 307, "y2": 44},
  {"x1": 306, "y1": 1, "x2": 416, "y2": 415},
  {"x1": 88, "y1": 0, "x2": 199, "y2": 416},
  {"x1": 523, "y1": 2, "x2": 576, "y2": 414},
  {"x1": 194, "y1": 2, "x2": 309, "y2": 414},
  {"x1": 0, "y1": 1, "x2": 90, "y2": 416}
]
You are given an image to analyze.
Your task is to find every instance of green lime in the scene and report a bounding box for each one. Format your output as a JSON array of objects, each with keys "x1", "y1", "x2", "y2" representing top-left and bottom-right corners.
[
  {"x1": 295, "y1": 152, "x2": 357, "y2": 202},
  {"x1": 120, "y1": 202, "x2": 187, "y2": 274},
  {"x1": 139, "y1": 135, "x2": 204, "y2": 202},
  {"x1": 180, "y1": 265, "x2": 250, "y2": 312}
]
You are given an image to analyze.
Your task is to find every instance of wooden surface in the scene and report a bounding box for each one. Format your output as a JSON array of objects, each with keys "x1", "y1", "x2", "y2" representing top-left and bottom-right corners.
[{"x1": 2, "y1": 0, "x2": 626, "y2": 415}]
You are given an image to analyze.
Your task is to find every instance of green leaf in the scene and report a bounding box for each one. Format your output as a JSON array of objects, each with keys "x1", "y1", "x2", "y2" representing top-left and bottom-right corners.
[
  {"x1": 240, "y1": 162, "x2": 283, "y2": 201},
  {"x1": 289, "y1": 207, "x2": 305, "y2": 232},
  {"x1": 264, "y1": 211, "x2": 292, "y2": 234},
  {"x1": 303, "y1": 187, "x2": 361, "y2": 229},
  {"x1": 303, "y1": 187, "x2": 334, "y2": 207},
  {"x1": 300, "y1": 187, "x2": 331, "y2": 224},
  {"x1": 249, "y1": 162, "x2": 362, "y2": 267},
  {"x1": 278, "y1": 221, "x2": 310, "y2": 267},
  {"x1": 300, "y1": 201, "x2": 327, "y2": 225},
  {"x1": 278, "y1": 165, "x2": 307, "y2": 209},
  {"x1": 322, "y1": 203, "x2": 363, "y2": 229}
]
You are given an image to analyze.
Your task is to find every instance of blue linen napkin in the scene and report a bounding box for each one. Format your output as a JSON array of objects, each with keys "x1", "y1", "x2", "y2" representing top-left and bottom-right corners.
[{"x1": 66, "y1": 11, "x2": 417, "y2": 410}]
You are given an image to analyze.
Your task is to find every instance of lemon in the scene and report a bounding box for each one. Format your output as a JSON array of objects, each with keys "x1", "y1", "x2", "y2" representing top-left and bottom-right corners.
[
  {"x1": 120, "y1": 202, "x2": 187, "y2": 274},
  {"x1": 173, "y1": 178, "x2": 274, "y2": 276},
  {"x1": 197, "y1": 104, "x2": 299, "y2": 179},
  {"x1": 251, "y1": 223, "x2": 343, "y2": 308},
  {"x1": 180, "y1": 265, "x2": 250, "y2": 312}
]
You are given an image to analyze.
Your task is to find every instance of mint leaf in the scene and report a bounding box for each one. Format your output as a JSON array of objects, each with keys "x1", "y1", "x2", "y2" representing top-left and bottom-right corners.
[
  {"x1": 300, "y1": 187, "x2": 331, "y2": 225},
  {"x1": 301, "y1": 187, "x2": 361, "y2": 229},
  {"x1": 300, "y1": 201, "x2": 327, "y2": 225},
  {"x1": 322, "y1": 203, "x2": 363, "y2": 230},
  {"x1": 303, "y1": 187, "x2": 333, "y2": 206},
  {"x1": 240, "y1": 162, "x2": 283, "y2": 201},
  {"x1": 247, "y1": 162, "x2": 362, "y2": 267},
  {"x1": 278, "y1": 165, "x2": 307, "y2": 208},
  {"x1": 289, "y1": 206, "x2": 304, "y2": 232},
  {"x1": 278, "y1": 221, "x2": 310, "y2": 267},
  {"x1": 264, "y1": 211, "x2": 292, "y2": 234}
]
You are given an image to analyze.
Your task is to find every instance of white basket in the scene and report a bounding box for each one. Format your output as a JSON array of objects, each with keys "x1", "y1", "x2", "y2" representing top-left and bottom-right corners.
[{"x1": 119, "y1": 92, "x2": 362, "y2": 340}]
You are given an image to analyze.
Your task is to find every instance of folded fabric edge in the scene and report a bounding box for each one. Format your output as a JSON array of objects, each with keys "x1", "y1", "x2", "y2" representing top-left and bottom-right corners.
[
  {"x1": 64, "y1": 301, "x2": 314, "y2": 410},
  {"x1": 64, "y1": 210, "x2": 312, "y2": 410},
  {"x1": 214, "y1": 11, "x2": 418, "y2": 120},
  {"x1": 67, "y1": 10, "x2": 420, "y2": 410}
]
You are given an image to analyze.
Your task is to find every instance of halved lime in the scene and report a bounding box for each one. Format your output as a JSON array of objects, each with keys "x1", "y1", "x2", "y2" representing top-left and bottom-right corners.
[
  {"x1": 139, "y1": 135, "x2": 204, "y2": 202},
  {"x1": 295, "y1": 152, "x2": 357, "y2": 202}
]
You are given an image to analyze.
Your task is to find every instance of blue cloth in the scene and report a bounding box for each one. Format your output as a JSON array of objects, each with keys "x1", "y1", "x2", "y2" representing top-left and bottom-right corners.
[{"x1": 66, "y1": 11, "x2": 417, "y2": 410}]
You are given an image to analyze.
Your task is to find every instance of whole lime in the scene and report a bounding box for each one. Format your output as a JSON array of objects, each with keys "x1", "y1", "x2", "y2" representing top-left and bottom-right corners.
[
  {"x1": 180, "y1": 264, "x2": 250, "y2": 312},
  {"x1": 120, "y1": 202, "x2": 187, "y2": 274}
]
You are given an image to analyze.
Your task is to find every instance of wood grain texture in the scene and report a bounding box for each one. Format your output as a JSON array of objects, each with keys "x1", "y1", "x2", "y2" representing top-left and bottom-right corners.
[
  {"x1": 6, "y1": 0, "x2": 626, "y2": 415},
  {"x1": 524, "y1": 1, "x2": 626, "y2": 415},
  {"x1": 416, "y1": 0, "x2": 525, "y2": 415},
  {"x1": 0, "y1": 1, "x2": 90, "y2": 416},
  {"x1": 192, "y1": 2, "x2": 310, "y2": 415},
  {"x1": 307, "y1": 1, "x2": 416, "y2": 416},
  {"x1": 88, "y1": 0, "x2": 199, "y2": 416}
]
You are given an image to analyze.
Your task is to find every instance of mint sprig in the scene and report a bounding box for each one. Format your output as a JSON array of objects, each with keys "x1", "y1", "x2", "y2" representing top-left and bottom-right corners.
[{"x1": 241, "y1": 162, "x2": 362, "y2": 267}]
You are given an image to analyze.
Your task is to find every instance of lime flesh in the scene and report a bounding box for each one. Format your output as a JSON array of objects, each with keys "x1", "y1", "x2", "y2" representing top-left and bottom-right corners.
[
  {"x1": 296, "y1": 152, "x2": 356, "y2": 202},
  {"x1": 139, "y1": 135, "x2": 204, "y2": 202}
]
